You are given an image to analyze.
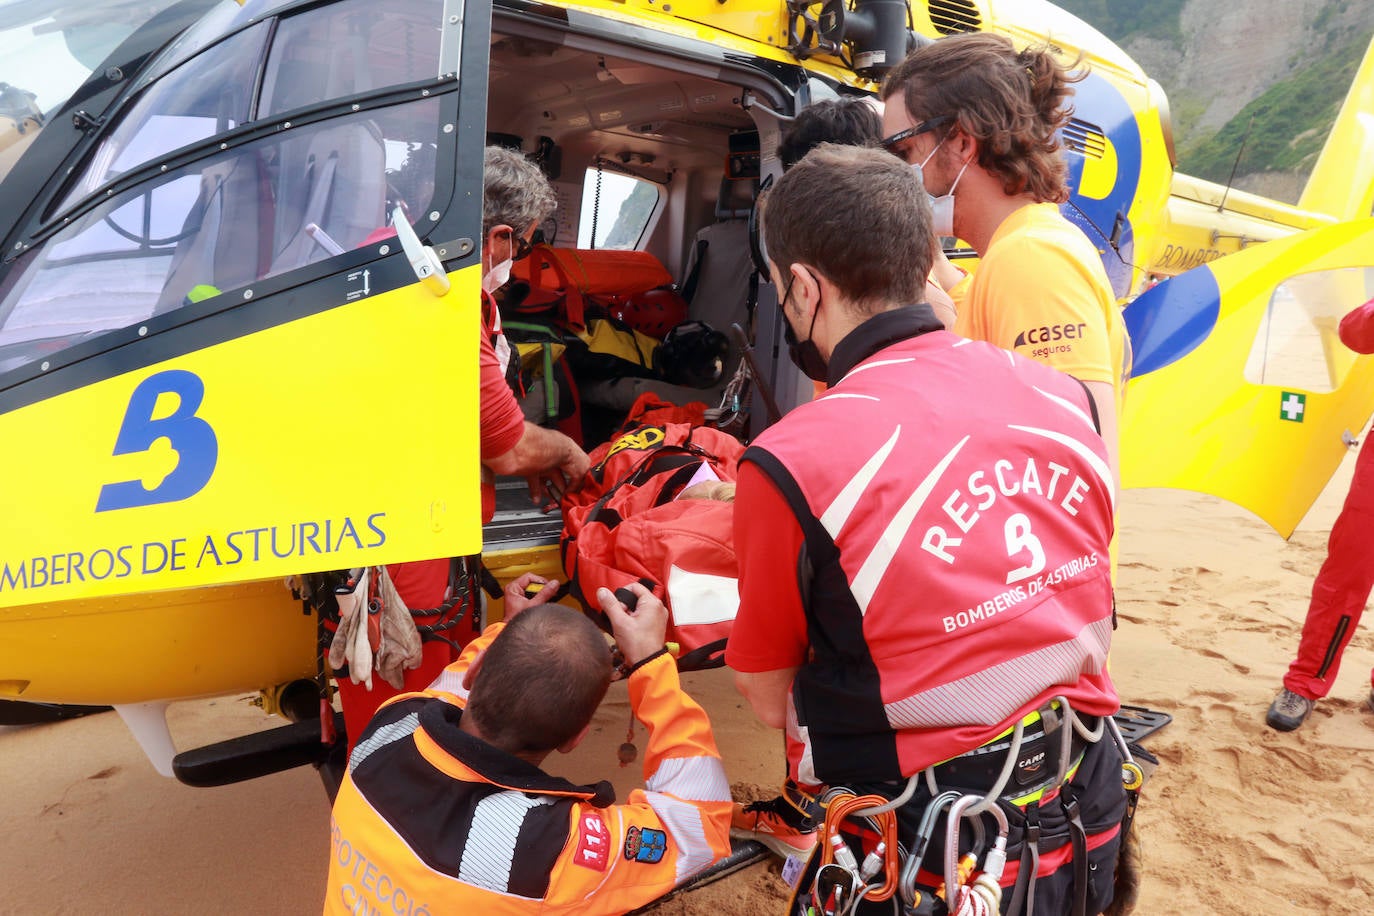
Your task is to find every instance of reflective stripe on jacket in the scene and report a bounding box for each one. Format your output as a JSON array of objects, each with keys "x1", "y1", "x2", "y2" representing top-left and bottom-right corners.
[{"x1": 324, "y1": 623, "x2": 732, "y2": 915}]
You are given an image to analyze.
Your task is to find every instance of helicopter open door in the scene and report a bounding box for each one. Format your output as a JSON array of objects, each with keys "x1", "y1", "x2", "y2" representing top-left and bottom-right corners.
[
  {"x1": 0, "y1": 0, "x2": 494, "y2": 706},
  {"x1": 1120, "y1": 219, "x2": 1374, "y2": 538}
]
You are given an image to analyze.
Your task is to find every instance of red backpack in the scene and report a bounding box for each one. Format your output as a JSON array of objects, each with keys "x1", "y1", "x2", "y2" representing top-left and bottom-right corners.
[{"x1": 561, "y1": 418, "x2": 744, "y2": 669}]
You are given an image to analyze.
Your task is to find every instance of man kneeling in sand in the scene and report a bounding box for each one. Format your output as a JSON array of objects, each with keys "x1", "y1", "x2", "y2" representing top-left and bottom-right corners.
[{"x1": 324, "y1": 581, "x2": 732, "y2": 914}]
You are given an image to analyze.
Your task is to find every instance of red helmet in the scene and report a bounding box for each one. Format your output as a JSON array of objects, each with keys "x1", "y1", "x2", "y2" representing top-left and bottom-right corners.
[{"x1": 607, "y1": 288, "x2": 689, "y2": 340}]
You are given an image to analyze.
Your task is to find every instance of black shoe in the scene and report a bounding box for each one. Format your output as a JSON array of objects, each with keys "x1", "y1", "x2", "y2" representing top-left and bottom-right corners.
[{"x1": 1266, "y1": 688, "x2": 1313, "y2": 731}]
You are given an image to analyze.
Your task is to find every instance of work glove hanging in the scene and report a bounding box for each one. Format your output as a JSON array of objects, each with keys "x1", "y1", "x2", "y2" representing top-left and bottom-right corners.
[
  {"x1": 327, "y1": 567, "x2": 375, "y2": 690},
  {"x1": 374, "y1": 566, "x2": 424, "y2": 691}
]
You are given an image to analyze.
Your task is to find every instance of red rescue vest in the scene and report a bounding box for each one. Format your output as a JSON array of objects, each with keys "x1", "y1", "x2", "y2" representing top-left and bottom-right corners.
[{"x1": 750, "y1": 328, "x2": 1118, "y2": 783}]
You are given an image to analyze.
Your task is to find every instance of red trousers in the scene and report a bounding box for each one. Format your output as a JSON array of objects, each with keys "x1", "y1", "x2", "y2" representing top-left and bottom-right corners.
[
  {"x1": 334, "y1": 559, "x2": 480, "y2": 749},
  {"x1": 1283, "y1": 434, "x2": 1374, "y2": 699}
]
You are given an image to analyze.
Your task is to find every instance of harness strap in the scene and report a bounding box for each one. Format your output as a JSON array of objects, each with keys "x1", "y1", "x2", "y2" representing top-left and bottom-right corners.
[
  {"x1": 1006, "y1": 802, "x2": 1040, "y2": 916},
  {"x1": 1061, "y1": 784, "x2": 1089, "y2": 916}
]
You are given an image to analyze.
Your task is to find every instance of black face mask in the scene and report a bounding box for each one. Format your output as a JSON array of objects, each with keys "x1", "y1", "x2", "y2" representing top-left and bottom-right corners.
[{"x1": 780, "y1": 274, "x2": 828, "y2": 382}]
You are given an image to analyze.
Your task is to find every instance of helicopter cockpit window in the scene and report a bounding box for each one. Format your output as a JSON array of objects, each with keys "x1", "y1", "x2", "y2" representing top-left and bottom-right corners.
[
  {"x1": 60, "y1": 22, "x2": 270, "y2": 210},
  {"x1": 0, "y1": 0, "x2": 183, "y2": 185},
  {"x1": 260, "y1": 0, "x2": 445, "y2": 118},
  {"x1": 1243, "y1": 267, "x2": 1374, "y2": 394},
  {"x1": 0, "y1": 98, "x2": 443, "y2": 377}
]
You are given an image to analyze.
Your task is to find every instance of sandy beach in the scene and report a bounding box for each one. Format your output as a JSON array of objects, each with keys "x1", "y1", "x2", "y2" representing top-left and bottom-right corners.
[{"x1": 3, "y1": 444, "x2": 1373, "y2": 915}]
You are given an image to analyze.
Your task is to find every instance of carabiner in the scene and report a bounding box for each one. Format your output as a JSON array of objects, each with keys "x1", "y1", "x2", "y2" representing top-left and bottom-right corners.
[
  {"x1": 898, "y1": 790, "x2": 962, "y2": 905},
  {"x1": 942, "y1": 794, "x2": 1010, "y2": 915}
]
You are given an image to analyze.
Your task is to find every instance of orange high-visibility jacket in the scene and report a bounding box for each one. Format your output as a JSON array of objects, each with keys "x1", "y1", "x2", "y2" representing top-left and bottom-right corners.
[{"x1": 324, "y1": 622, "x2": 732, "y2": 915}]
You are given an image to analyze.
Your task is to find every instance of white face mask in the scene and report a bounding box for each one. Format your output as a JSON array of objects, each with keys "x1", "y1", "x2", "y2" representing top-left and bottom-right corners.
[
  {"x1": 482, "y1": 255, "x2": 512, "y2": 295},
  {"x1": 914, "y1": 140, "x2": 972, "y2": 238}
]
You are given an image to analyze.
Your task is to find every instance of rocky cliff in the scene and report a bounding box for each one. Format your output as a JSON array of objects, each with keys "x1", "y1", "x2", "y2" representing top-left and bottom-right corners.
[{"x1": 1057, "y1": 0, "x2": 1374, "y2": 202}]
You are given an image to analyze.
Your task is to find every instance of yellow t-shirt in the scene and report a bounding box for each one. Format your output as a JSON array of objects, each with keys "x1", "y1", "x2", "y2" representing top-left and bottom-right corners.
[{"x1": 953, "y1": 203, "x2": 1130, "y2": 407}]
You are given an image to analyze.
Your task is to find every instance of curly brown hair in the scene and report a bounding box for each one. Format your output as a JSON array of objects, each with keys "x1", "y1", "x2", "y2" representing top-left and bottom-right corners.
[{"x1": 880, "y1": 33, "x2": 1084, "y2": 204}]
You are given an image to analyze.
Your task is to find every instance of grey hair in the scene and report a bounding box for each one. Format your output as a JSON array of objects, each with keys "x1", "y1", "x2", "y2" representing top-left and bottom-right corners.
[{"x1": 482, "y1": 146, "x2": 557, "y2": 238}]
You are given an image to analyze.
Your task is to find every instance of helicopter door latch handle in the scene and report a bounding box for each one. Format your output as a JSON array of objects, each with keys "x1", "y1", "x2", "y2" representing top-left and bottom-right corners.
[{"x1": 392, "y1": 206, "x2": 451, "y2": 297}]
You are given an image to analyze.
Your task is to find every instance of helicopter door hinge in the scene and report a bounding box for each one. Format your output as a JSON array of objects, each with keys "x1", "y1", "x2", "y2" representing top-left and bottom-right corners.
[{"x1": 71, "y1": 109, "x2": 103, "y2": 131}]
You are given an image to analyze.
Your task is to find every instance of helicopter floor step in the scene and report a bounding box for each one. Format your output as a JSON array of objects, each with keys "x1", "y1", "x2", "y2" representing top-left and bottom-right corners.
[{"x1": 171, "y1": 712, "x2": 344, "y2": 788}]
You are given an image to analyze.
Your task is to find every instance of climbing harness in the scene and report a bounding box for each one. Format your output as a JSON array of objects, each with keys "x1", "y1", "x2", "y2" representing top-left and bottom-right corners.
[{"x1": 804, "y1": 696, "x2": 1142, "y2": 916}]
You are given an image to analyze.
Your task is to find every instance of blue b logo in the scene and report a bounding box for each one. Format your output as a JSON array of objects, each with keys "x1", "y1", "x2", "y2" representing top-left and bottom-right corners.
[{"x1": 96, "y1": 370, "x2": 219, "y2": 512}]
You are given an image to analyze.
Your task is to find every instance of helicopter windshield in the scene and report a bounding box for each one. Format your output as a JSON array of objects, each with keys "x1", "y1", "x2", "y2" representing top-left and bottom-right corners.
[
  {"x1": 60, "y1": 0, "x2": 446, "y2": 209},
  {"x1": 0, "y1": 0, "x2": 184, "y2": 184},
  {"x1": 0, "y1": 97, "x2": 446, "y2": 377},
  {"x1": 0, "y1": 0, "x2": 456, "y2": 380}
]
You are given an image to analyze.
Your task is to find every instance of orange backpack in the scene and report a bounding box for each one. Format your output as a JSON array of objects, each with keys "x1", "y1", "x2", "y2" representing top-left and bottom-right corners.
[
  {"x1": 510, "y1": 244, "x2": 675, "y2": 331},
  {"x1": 561, "y1": 417, "x2": 744, "y2": 669}
]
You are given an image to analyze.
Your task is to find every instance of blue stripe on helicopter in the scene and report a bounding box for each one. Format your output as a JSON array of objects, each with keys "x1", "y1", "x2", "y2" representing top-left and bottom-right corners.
[
  {"x1": 1061, "y1": 71, "x2": 1141, "y2": 300},
  {"x1": 1122, "y1": 266, "x2": 1221, "y2": 376}
]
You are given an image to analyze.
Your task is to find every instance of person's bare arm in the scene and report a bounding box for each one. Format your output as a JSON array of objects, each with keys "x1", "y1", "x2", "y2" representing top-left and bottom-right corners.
[
  {"x1": 929, "y1": 246, "x2": 966, "y2": 292},
  {"x1": 925, "y1": 279, "x2": 957, "y2": 331},
  {"x1": 484, "y1": 421, "x2": 590, "y2": 505},
  {"x1": 734, "y1": 666, "x2": 800, "y2": 729}
]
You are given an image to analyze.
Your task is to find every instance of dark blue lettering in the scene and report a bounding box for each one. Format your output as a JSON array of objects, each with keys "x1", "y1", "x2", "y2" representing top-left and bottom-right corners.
[
  {"x1": 197, "y1": 536, "x2": 222, "y2": 567},
  {"x1": 31, "y1": 556, "x2": 48, "y2": 587},
  {"x1": 142, "y1": 541, "x2": 169, "y2": 574},
  {"x1": 169, "y1": 537, "x2": 187, "y2": 571},
  {"x1": 300, "y1": 522, "x2": 322, "y2": 555},
  {"x1": 89, "y1": 550, "x2": 115, "y2": 580},
  {"x1": 365, "y1": 513, "x2": 386, "y2": 548},
  {"x1": 116, "y1": 545, "x2": 134, "y2": 578},
  {"x1": 333, "y1": 518, "x2": 363, "y2": 551},
  {"x1": 246, "y1": 527, "x2": 268, "y2": 562},
  {"x1": 271, "y1": 525, "x2": 296, "y2": 559},
  {"x1": 1, "y1": 561, "x2": 27, "y2": 591},
  {"x1": 224, "y1": 532, "x2": 244, "y2": 564}
]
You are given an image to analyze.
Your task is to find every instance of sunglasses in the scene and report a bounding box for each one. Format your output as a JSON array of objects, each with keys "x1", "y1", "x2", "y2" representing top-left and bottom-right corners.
[
  {"x1": 879, "y1": 114, "x2": 955, "y2": 159},
  {"x1": 510, "y1": 232, "x2": 535, "y2": 261}
]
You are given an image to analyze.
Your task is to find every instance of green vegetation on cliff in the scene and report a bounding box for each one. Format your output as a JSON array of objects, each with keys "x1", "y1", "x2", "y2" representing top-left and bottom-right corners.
[
  {"x1": 1055, "y1": 0, "x2": 1187, "y2": 45},
  {"x1": 1180, "y1": 34, "x2": 1366, "y2": 182},
  {"x1": 1055, "y1": 0, "x2": 1371, "y2": 190}
]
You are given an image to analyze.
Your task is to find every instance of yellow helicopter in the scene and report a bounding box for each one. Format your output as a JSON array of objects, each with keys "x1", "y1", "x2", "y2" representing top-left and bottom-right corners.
[{"x1": 0, "y1": 0, "x2": 1371, "y2": 815}]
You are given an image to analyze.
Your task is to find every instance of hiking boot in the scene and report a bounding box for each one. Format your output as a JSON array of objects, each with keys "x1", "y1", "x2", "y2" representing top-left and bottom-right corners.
[
  {"x1": 1366, "y1": 689, "x2": 1374, "y2": 715},
  {"x1": 730, "y1": 794, "x2": 820, "y2": 860},
  {"x1": 1266, "y1": 688, "x2": 1314, "y2": 732}
]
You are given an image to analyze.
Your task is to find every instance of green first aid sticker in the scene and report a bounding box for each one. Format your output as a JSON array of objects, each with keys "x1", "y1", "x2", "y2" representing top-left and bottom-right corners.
[{"x1": 1279, "y1": 391, "x2": 1306, "y2": 423}]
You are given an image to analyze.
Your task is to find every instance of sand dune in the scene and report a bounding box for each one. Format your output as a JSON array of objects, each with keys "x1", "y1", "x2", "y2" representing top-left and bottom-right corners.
[{"x1": 3, "y1": 447, "x2": 1373, "y2": 914}]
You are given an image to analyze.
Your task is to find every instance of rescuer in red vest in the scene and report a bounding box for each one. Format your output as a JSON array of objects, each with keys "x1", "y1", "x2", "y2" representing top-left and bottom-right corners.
[{"x1": 727, "y1": 144, "x2": 1129, "y2": 915}]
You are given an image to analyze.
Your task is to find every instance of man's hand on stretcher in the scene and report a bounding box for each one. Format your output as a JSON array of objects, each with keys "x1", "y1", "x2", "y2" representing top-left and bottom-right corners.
[{"x1": 527, "y1": 439, "x2": 589, "y2": 512}]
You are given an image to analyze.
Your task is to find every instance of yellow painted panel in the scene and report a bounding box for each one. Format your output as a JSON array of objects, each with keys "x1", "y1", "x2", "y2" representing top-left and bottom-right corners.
[
  {"x1": 1122, "y1": 220, "x2": 1374, "y2": 537},
  {"x1": 0, "y1": 266, "x2": 483, "y2": 609},
  {"x1": 0, "y1": 581, "x2": 315, "y2": 704}
]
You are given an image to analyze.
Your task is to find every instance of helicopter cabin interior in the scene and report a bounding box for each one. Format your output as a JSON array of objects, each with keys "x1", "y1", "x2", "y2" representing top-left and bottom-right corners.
[{"x1": 480, "y1": 15, "x2": 811, "y2": 549}]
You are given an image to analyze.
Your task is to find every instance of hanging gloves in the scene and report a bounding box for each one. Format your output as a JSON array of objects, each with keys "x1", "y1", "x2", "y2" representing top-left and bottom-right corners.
[
  {"x1": 374, "y1": 566, "x2": 425, "y2": 691},
  {"x1": 327, "y1": 567, "x2": 375, "y2": 691}
]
